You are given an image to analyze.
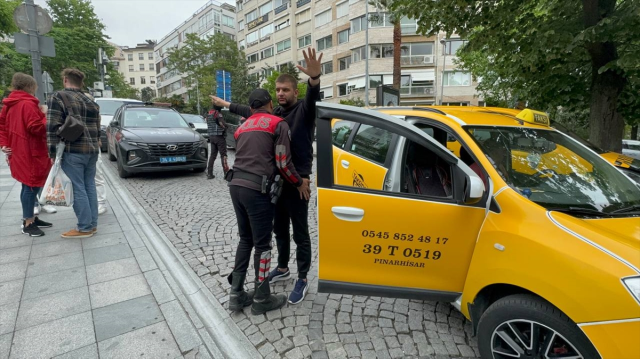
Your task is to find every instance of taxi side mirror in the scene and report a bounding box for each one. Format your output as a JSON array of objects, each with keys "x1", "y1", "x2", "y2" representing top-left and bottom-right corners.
[{"x1": 464, "y1": 174, "x2": 485, "y2": 204}]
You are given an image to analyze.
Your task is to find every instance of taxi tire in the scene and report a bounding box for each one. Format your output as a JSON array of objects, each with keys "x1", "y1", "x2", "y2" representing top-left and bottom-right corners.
[{"x1": 477, "y1": 294, "x2": 600, "y2": 359}]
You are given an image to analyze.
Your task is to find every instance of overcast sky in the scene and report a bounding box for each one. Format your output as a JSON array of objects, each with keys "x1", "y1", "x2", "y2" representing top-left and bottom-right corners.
[{"x1": 33, "y1": 0, "x2": 234, "y2": 47}]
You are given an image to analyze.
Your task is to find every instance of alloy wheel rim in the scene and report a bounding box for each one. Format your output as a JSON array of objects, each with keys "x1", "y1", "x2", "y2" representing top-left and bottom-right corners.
[{"x1": 491, "y1": 319, "x2": 583, "y2": 359}]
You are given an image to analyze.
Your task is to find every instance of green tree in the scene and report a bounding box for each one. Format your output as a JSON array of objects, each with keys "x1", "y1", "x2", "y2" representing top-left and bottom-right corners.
[
  {"x1": 391, "y1": 0, "x2": 640, "y2": 151},
  {"x1": 261, "y1": 70, "x2": 308, "y2": 102},
  {"x1": 105, "y1": 68, "x2": 138, "y2": 99},
  {"x1": 140, "y1": 87, "x2": 155, "y2": 102},
  {"x1": 0, "y1": 0, "x2": 20, "y2": 38},
  {"x1": 168, "y1": 33, "x2": 254, "y2": 110},
  {"x1": 339, "y1": 97, "x2": 366, "y2": 107}
]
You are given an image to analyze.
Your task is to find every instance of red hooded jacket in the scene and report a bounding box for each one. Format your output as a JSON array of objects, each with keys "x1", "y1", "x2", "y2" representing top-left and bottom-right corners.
[{"x1": 0, "y1": 90, "x2": 51, "y2": 187}]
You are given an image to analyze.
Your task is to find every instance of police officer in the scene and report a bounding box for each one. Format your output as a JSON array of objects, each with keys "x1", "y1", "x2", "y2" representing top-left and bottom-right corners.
[
  {"x1": 226, "y1": 89, "x2": 310, "y2": 315},
  {"x1": 205, "y1": 106, "x2": 228, "y2": 179}
]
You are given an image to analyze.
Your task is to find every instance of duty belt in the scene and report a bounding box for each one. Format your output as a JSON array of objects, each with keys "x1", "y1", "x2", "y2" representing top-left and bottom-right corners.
[{"x1": 225, "y1": 169, "x2": 270, "y2": 194}]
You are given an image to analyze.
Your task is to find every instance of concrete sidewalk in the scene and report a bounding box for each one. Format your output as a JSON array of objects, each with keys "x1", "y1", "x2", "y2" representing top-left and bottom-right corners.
[{"x1": 0, "y1": 159, "x2": 215, "y2": 359}]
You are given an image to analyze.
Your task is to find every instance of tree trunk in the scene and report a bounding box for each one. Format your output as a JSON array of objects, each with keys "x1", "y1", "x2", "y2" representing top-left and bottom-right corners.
[
  {"x1": 392, "y1": 21, "x2": 401, "y2": 91},
  {"x1": 583, "y1": 0, "x2": 626, "y2": 152},
  {"x1": 632, "y1": 125, "x2": 639, "y2": 141}
]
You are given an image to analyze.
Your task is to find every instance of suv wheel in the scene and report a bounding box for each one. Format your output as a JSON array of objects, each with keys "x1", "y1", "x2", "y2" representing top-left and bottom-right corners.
[
  {"x1": 477, "y1": 294, "x2": 599, "y2": 359},
  {"x1": 107, "y1": 143, "x2": 116, "y2": 161},
  {"x1": 117, "y1": 156, "x2": 130, "y2": 178}
]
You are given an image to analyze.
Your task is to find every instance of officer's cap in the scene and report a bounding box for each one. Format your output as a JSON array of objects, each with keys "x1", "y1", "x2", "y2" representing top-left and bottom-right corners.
[{"x1": 249, "y1": 89, "x2": 272, "y2": 109}]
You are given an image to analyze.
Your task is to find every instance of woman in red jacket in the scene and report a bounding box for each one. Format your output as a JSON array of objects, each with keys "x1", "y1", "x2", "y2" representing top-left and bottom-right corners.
[{"x1": 0, "y1": 73, "x2": 53, "y2": 236}]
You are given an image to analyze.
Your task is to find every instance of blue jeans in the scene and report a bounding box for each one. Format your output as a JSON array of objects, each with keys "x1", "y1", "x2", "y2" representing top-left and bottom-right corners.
[
  {"x1": 61, "y1": 153, "x2": 99, "y2": 232},
  {"x1": 21, "y1": 184, "x2": 41, "y2": 219}
]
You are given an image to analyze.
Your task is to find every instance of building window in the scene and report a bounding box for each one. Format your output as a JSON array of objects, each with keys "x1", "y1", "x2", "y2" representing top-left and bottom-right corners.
[
  {"x1": 246, "y1": 30, "x2": 259, "y2": 44},
  {"x1": 148, "y1": 52, "x2": 153, "y2": 60},
  {"x1": 140, "y1": 76, "x2": 146, "y2": 84},
  {"x1": 316, "y1": 35, "x2": 332, "y2": 51},
  {"x1": 400, "y1": 16, "x2": 418, "y2": 35},
  {"x1": 223, "y1": 15, "x2": 235, "y2": 28},
  {"x1": 350, "y1": 16, "x2": 367, "y2": 34},
  {"x1": 321, "y1": 61, "x2": 333, "y2": 75},
  {"x1": 259, "y1": 2, "x2": 272, "y2": 16},
  {"x1": 369, "y1": 44, "x2": 393, "y2": 58},
  {"x1": 352, "y1": 46, "x2": 367, "y2": 63},
  {"x1": 260, "y1": 23, "x2": 274, "y2": 38},
  {"x1": 320, "y1": 86, "x2": 333, "y2": 99},
  {"x1": 139, "y1": 64, "x2": 145, "y2": 71},
  {"x1": 298, "y1": 34, "x2": 311, "y2": 48},
  {"x1": 261, "y1": 46, "x2": 274, "y2": 59},
  {"x1": 338, "y1": 29, "x2": 349, "y2": 44},
  {"x1": 247, "y1": 52, "x2": 259, "y2": 63},
  {"x1": 150, "y1": 77, "x2": 155, "y2": 84},
  {"x1": 277, "y1": 38, "x2": 291, "y2": 53},
  {"x1": 238, "y1": 20, "x2": 244, "y2": 31},
  {"x1": 130, "y1": 77, "x2": 135, "y2": 85},
  {"x1": 401, "y1": 42, "x2": 435, "y2": 65},
  {"x1": 338, "y1": 56, "x2": 351, "y2": 70},
  {"x1": 128, "y1": 54, "x2": 133, "y2": 61},
  {"x1": 262, "y1": 67, "x2": 273, "y2": 78},
  {"x1": 149, "y1": 63, "x2": 154, "y2": 71},
  {"x1": 349, "y1": 0, "x2": 359, "y2": 4},
  {"x1": 443, "y1": 71, "x2": 471, "y2": 86},
  {"x1": 277, "y1": 62, "x2": 292, "y2": 72},
  {"x1": 370, "y1": 12, "x2": 393, "y2": 27},
  {"x1": 245, "y1": 9, "x2": 257, "y2": 23},
  {"x1": 296, "y1": 9, "x2": 311, "y2": 24},
  {"x1": 369, "y1": 75, "x2": 383, "y2": 87},
  {"x1": 275, "y1": 0, "x2": 287, "y2": 7},
  {"x1": 336, "y1": 1, "x2": 349, "y2": 18},
  {"x1": 236, "y1": 0, "x2": 242, "y2": 11},
  {"x1": 129, "y1": 65, "x2": 134, "y2": 71},
  {"x1": 444, "y1": 39, "x2": 468, "y2": 55},
  {"x1": 138, "y1": 53, "x2": 144, "y2": 60},
  {"x1": 315, "y1": 9, "x2": 332, "y2": 27},
  {"x1": 275, "y1": 18, "x2": 290, "y2": 31},
  {"x1": 338, "y1": 83, "x2": 348, "y2": 96}
]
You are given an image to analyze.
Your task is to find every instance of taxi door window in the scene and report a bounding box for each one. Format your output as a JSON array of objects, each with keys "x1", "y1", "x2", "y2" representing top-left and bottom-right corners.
[
  {"x1": 332, "y1": 120, "x2": 355, "y2": 149},
  {"x1": 402, "y1": 141, "x2": 453, "y2": 198},
  {"x1": 350, "y1": 124, "x2": 393, "y2": 164}
]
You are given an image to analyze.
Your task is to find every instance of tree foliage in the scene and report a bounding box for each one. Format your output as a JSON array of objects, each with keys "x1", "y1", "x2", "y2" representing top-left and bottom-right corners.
[
  {"x1": 0, "y1": 0, "x2": 20, "y2": 38},
  {"x1": 168, "y1": 33, "x2": 255, "y2": 111},
  {"x1": 105, "y1": 67, "x2": 138, "y2": 99},
  {"x1": 140, "y1": 87, "x2": 155, "y2": 102},
  {"x1": 339, "y1": 97, "x2": 366, "y2": 107},
  {"x1": 391, "y1": 0, "x2": 640, "y2": 151}
]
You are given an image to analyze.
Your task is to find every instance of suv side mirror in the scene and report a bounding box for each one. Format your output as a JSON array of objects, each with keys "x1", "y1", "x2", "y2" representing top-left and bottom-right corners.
[
  {"x1": 464, "y1": 174, "x2": 485, "y2": 204},
  {"x1": 111, "y1": 120, "x2": 119, "y2": 127},
  {"x1": 188, "y1": 122, "x2": 195, "y2": 128}
]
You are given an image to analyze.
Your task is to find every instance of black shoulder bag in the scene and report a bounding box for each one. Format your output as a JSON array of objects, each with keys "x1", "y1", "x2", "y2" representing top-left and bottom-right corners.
[{"x1": 56, "y1": 92, "x2": 86, "y2": 142}]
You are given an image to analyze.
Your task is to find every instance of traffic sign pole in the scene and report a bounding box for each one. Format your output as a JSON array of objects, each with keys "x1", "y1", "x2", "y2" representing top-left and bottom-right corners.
[{"x1": 25, "y1": 0, "x2": 45, "y2": 103}]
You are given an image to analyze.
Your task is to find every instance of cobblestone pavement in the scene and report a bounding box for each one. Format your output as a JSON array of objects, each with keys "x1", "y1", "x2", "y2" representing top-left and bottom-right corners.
[{"x1": 104, "y1": 152, "x2": 480, "y2": 359}]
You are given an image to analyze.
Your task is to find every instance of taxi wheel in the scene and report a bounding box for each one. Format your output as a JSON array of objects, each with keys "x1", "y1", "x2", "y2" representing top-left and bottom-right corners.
[{"x1": 477, "y1": 294, "x2": 600, "y2": 359}]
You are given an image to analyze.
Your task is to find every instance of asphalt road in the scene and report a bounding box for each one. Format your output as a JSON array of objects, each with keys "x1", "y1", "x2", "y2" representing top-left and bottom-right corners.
[{"x1": 103, "y1": 151, "x2": 480, "y2": 359}]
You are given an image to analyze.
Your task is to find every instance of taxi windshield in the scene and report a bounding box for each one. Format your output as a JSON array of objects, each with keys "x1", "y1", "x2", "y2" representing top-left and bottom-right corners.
[{"x1": 465, "y1": 126, "x2": 640, "y2": 213}]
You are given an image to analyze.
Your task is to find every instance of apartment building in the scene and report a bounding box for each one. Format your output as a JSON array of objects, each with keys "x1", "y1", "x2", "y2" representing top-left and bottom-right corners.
[
  {"x1": 154, "y1": 1, "x2": 237, "y2": 99},
  {"x1": 236, "y1": 0, "x2": 482, "y2": 106},
  {"x1": 110, "y1": 41, "x2": 158, "y2": 96}
]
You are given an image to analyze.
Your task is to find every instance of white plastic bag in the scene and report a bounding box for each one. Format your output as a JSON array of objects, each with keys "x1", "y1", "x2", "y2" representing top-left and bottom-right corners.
[{"x1": 39, "y1": 143, "x2": 74, "y2": 207}]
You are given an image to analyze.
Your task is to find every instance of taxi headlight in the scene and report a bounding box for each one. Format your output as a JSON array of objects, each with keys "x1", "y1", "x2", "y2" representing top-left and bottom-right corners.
[{"x1": 622, "y1": 277, "x2": 640, "y2": 304}]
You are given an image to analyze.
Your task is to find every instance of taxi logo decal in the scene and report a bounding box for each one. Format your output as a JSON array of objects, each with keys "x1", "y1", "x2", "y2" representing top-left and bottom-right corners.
[
  {"x1": 616, "y1": 155, "x2": 634, "y2": 165},
  {"x1": 352, "y1": 171, "x2": 368, "y2": 188}
]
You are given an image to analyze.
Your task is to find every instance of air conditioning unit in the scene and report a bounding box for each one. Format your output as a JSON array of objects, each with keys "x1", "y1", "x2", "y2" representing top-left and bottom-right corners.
[{"x1": 423, "y1": 55, "x2": 434, "y2": 64}]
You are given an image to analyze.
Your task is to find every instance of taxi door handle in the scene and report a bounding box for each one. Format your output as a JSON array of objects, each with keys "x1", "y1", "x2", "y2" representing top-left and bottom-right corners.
[
  {"x1": 341, "y1": 160, "x2": 350, "y2": 169},
  {"x1": 331, "y1": 207, "x2": 364, "y2": 222}
]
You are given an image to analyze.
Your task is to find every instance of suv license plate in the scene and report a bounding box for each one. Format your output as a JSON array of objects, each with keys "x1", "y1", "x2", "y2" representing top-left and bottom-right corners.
[{"x1": 160, "y1": 156, "x2": 186, "y2": 163}]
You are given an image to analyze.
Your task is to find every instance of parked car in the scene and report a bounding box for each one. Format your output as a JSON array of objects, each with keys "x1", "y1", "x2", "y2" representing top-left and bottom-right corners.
[
  {"x1": 316, "y1": 103, "x2": 640, "y2": 359},
  {"x1": 623, "y1": 139, "x2": 640, "y2": 160},
  {"x1": 106, "y1": 103, "x2": 208, "y2": 178},
  {"x1": 95, "y1": 98, "x2": 143, "y2": 152},
  {"x1": 181, "y1": 113, "x2": 208, "y2": 141}
]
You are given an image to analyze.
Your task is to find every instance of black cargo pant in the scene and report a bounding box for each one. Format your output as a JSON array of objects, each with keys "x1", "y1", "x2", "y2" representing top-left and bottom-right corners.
[
  {"x1": 273, "y1": 179, "x2": 311, "y2": 279},
  {"x1": 207, "y1": 135, "x2": 227, "y2": 176},
  {"x1": 230, "y1": 185, "x2": 275, "y2": 280}
]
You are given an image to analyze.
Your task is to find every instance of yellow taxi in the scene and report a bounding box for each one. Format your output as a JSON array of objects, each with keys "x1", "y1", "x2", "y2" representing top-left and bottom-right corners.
[{"x1": 315, "y1": 103, "x2": 640, "y2": 359}]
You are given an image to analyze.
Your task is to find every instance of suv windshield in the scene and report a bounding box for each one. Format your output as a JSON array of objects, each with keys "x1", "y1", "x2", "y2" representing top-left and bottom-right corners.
[
  {"x1": 466, "y1": 126, "x2": 640, "y2": 213},
  {"x1": 181, "y1": 114, "x2": 205, "y2": 123},
  {"x1": 123, "y1": 109, "x2": 189, "y2": 128}
]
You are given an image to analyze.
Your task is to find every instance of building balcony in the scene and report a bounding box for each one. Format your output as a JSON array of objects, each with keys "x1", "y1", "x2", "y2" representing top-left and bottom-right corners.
[
  {"x1": 296, "y1": 0, "x2": 310, "y2": 7},
  {"x1": 400, "y1": 55, "x2": 435, "y2": 66},
  {"x1": 274, "y1": 2, "x2": 289, "y2": 15},
  {"x1": 400, "y1": 85, "x2": 435, "y2": 97}
]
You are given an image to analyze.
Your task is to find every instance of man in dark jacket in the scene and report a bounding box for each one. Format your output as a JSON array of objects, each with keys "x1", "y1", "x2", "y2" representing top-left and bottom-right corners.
[
  {"x1": 205, "y1": 107, "x2": 229, "y2": 179},
  {"x1": 211, "y1": 48, "x2": 322, "y2": 305},
  {"x1": 226, "y1": 88, "x2": 310, "y2": 315}
]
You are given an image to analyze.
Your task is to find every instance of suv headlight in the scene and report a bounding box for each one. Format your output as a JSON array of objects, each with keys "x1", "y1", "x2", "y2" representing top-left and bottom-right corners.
[{"x1": 622, "y1": 277, "x2": 640, "y2": 304}]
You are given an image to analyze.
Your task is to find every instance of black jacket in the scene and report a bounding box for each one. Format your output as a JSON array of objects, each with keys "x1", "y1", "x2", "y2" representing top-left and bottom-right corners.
[{"x1": 229, "y1": 81, "x2": 320, "y2": 176}]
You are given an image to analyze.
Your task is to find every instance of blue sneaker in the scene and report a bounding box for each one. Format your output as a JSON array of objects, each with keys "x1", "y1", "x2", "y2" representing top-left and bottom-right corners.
[
  {"x1": 288, "y1": 279, "x2": 308, "y2": 305},
  {"x1": 268, "y1": 268, "x2": 290, "y2": 283}
]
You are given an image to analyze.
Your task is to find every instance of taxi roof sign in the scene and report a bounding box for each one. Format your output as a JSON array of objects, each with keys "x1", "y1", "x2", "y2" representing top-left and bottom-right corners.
[{"x1": 516, "y1": 109, "x2": 550, "y2": 126}]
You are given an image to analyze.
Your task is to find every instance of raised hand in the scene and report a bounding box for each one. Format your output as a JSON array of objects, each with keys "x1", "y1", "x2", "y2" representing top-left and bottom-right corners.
[{"x1": 296, "y1": 47, "x2": 323, "y2": 78}]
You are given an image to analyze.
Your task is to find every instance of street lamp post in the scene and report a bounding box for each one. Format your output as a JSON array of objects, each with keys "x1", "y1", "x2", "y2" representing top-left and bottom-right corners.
[{"x1": 439, "y1": 39, "x2": 446, "y2": 105}]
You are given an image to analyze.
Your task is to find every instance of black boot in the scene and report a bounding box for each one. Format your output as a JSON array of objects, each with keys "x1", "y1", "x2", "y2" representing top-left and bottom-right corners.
[
  {"x1": 227, "y1": 271, "x2": 253, "y2": 311},
  {"x1": 251, "y1": 279, "x2": 286, "y2": 315}
]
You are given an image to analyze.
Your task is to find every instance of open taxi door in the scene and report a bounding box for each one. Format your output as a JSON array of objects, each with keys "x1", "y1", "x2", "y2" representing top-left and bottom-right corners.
[{"x1": 315, "y1": 103, "x2": 489, "y2": 302}]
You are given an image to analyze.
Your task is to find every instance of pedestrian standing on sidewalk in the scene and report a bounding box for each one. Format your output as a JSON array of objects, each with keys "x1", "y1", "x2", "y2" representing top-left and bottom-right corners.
[
  {"x1": 204, "y1": 106, "x2": 229, "y2": 179},
  {"x1": 0, "y1": 73, "x2": 53, "y2": 237},
  {"x1": 211, "y1": 48, "x2": 322, "y2": 304},
  {"x1": 226, "y1": 88, "x2": 310, "y2": 315},
  {"x1": 46, "y1": 68, "x2": 100, "y2": 238}
]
